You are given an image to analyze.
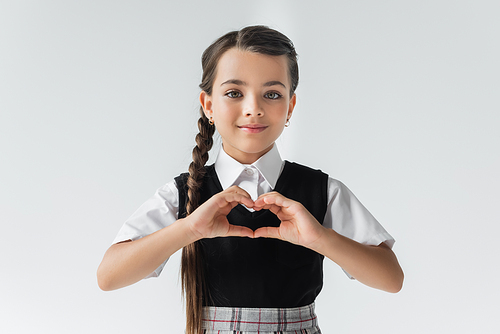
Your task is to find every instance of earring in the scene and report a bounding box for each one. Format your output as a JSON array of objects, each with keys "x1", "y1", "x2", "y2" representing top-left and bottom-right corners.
[
  {"x1": 209, "y1": 117, "x2": 214, "y2": 126},
  {"x1": 285, "y1": 119, "x2": 290, "y2": 127}
]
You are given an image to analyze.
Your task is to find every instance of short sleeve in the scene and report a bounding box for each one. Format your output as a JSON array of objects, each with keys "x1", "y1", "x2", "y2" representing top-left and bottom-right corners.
[
  {"x1": 323, "y1": 178, "x2": 395, "y2": 279},
  {"x1": 112, "y1": 180, "x2": 179, "y2": 277}
]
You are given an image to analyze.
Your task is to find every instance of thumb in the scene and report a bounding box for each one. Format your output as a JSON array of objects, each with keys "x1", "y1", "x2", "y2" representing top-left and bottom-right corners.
[{"x1": 253, "y1": 226, "x2": 283, "y2": 240}]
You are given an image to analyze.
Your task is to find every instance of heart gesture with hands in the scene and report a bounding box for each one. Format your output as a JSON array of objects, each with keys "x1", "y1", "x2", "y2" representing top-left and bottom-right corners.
[
  {"x1": 187, "y1": 188, "x2": 327, "y2": 251},
  {"x1": 253, "y1": 192, "x2": 327, "y2": 250},
  {"x1": 186, "y1": 185, "x2": 255, "y2": 240}
]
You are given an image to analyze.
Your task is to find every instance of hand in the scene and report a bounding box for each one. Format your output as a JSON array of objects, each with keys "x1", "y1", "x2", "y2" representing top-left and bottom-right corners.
[
  {"x1": 253, "y1": 192, "x2": 327, "y2": 250},
  {"x1": 186, "y1": 186, "x2": 255, "y2": 240}
]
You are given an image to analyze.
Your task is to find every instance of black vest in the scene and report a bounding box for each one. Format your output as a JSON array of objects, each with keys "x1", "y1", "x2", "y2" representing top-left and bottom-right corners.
[{"x1": 175, "y1": 161, "x2": 329, "y2": 308}]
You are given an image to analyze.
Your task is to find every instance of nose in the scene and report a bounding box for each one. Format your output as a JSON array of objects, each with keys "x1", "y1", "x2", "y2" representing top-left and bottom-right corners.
[{"x1": 243, "y1": 94, "x2": 264, "y2": 117}]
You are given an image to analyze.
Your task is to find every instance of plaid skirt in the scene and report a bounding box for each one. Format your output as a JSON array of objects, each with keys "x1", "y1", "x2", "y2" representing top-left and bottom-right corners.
[{"x1": 201, "y1": 302, "x2": 321, "y2": 334}]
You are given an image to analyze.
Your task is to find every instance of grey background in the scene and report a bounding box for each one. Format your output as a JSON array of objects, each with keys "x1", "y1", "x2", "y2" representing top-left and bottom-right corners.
[{"x1": 1, "y1": 1, "x2": 499, "y2": 333}]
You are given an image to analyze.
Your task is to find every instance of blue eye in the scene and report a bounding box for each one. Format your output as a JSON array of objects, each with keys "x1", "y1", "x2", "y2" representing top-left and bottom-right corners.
[
  {"x1": 265, "y1": 92, "x2": 282, "y2": 100},
  {"x1": 226, "y1": 91, "x2": 242, "y2": 98}
]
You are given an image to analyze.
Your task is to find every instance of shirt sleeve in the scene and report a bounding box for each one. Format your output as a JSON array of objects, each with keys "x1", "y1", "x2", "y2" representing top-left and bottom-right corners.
[
  {"x1": 112, "y1": 180, "x2": 179, "y2": 278},
  {"x1": 323, "y1": 178, "x2": 395, "y2": 279}
]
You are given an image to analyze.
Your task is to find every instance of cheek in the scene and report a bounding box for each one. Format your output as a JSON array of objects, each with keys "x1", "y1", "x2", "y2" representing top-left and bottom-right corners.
[
  {"x1": 215, "y1": 103, "x2": 238, "y2": 121},
  {"x1": 213, "y1": 109, "x2": 231, "y2": 125},
  {"x1": 272, "y1": 104, "x2": 290, "y2": 120}
]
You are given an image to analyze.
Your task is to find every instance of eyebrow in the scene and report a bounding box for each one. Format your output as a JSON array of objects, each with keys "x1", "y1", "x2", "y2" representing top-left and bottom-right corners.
[{"x1": 220, "y1": 79, "x2": 287, "y2": 89}]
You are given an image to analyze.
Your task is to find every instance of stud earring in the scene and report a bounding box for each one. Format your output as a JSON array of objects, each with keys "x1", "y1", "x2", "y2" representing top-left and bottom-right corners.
[
  {"x1": 209, "y1": 117, "x2": 214, "y2": 126},
  {"x1": 285, "y1": 119, "x2": 290, "y2": 127}
]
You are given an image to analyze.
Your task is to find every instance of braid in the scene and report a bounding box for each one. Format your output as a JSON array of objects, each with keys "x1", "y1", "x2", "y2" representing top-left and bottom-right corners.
[
  {"x1": 186, "y1": 111, "x2": 214, "y2": 214},
  {"x1": 181, "y1": 108, "x2": 215, "y2": 334}
]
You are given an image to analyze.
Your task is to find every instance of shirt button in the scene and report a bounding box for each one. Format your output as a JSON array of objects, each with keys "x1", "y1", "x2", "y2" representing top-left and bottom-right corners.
[{"x1": 245, "y1": 168, "x2": 254, "y2": 175}]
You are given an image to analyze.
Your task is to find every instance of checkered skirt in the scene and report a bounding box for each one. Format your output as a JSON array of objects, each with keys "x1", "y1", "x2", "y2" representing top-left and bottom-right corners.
[{"x1": 201, "y1": 302, "x2": 321, "y2": 334}]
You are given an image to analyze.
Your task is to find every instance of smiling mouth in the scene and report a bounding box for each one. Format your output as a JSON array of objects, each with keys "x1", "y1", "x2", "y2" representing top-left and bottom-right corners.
[{"x1": 238, "y1": 124, "x2": 268, "y2": 133}]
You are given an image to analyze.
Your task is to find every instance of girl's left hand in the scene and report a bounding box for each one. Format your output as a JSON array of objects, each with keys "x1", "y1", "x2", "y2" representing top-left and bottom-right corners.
[
  {"x1": 253, "y1": 192, "x2": 405, "y2": 293},
  {"x1": 253, "y1": 192, "x2": 327, "y2": 250}
]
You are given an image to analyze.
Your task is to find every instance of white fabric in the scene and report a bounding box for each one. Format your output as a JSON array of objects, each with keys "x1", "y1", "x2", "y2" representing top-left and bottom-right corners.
[{"x1": 112, "y1": 144, "x2": 395, "y2": 278}]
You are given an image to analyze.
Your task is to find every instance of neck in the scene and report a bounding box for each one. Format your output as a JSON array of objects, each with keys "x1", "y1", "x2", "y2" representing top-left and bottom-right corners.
[{"x1": 222, "y1": 144, "x2": 274, "y2": 165}]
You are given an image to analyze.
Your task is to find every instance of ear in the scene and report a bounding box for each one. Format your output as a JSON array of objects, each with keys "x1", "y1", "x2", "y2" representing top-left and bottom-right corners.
[
  {"x1": 199, "y1": 91, "x2": 213, "y2": 120},
  {"x1": 287, "y1": 93, "x2": 296, "y2": 121}
]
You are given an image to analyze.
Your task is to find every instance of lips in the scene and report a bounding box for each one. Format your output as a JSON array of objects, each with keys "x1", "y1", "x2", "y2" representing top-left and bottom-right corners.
[{"x1": 238, "y1": 124, "x2": 268, "y2": 133}]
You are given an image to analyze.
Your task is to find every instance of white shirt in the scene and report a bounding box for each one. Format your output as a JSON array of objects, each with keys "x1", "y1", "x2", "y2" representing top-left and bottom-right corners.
[{"x1": 112, "y1": 145, "x2": 395, "y2": 278}]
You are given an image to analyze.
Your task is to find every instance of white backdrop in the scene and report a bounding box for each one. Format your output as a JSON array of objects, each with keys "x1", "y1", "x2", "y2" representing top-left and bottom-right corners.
[{"x1": 1, "y1": 1, "x2": 499, "y2": 333}]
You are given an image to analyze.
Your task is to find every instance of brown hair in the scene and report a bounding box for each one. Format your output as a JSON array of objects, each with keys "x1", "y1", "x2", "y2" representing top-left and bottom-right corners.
[{"x1": 181, "y1": 25, "x2": 299, "y2": 334}]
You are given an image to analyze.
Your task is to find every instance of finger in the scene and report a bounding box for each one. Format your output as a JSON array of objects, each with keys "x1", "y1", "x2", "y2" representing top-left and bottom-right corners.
[
  {"x1": 253, "y1": 226, "x2": 283, "y2": 240},
  {"x1": 216, "y1": 192, "x2": 255, "y2": 209},
  {"x1": 225, "y1": 225, "x2": 255, "y2": 238},
  {"x1": 255, "y1": 191, "x2": 286, "y2": 204},
  {"x1": 254, "y1": 203, "x2": 284, "y2": 217},
  {"x1": 254, "y1": 192, "x2": 291, "y2": 210},
  {"x1": 225, "y1": 186, "x2": 255, "y2": 207},
  {"x1": 226, "y1": 185, "x2": 253, "y2": 199}
]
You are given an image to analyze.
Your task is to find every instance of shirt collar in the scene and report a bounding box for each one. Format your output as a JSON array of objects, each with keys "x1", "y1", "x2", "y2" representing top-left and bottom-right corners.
[{"x1": 214, "y1": 144, "x2": 284, "y2": 190}]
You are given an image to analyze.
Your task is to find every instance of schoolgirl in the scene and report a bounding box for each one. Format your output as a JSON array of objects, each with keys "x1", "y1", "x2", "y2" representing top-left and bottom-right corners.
[{"x1": 97, "y1": 25, "x2": 404, "y2": 334}]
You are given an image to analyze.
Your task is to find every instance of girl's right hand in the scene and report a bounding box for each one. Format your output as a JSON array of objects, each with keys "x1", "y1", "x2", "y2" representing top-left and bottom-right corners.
[
  {"x1": 185, "y1": 186, "x2": 255, "y2": 240},
  {"x1": 97, "y1": 186, "x2": 254, "y2": 291}
]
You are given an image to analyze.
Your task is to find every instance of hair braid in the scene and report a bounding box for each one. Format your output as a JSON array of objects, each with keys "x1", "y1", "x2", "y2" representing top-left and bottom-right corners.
[
  {"x1": 186, "y1": 111, "x2": 214, "y2": 215},
  {"x1": 181, "y1": 109, "x2": 215, "y2": 334}
]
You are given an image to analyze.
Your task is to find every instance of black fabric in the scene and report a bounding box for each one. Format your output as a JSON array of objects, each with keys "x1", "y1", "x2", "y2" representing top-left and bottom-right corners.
[{"x1": 175, "y1": 161, "x2": 329, "y2": 308}]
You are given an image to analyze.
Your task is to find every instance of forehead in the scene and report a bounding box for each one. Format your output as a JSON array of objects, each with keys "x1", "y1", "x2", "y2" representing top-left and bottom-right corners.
[{"x1": 214, "y1": 48, "x2": 289, "y2": 86}]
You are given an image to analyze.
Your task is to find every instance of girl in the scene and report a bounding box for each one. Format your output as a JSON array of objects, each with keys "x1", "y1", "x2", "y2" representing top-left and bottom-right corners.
[{"x1": 97, "y1": 25, "x2": 403, "y2": 334}]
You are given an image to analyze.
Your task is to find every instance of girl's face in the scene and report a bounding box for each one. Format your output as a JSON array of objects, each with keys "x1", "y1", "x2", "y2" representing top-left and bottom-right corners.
[{"x1": 200, "y1": 48, "x2": 296, "y2": 164}]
